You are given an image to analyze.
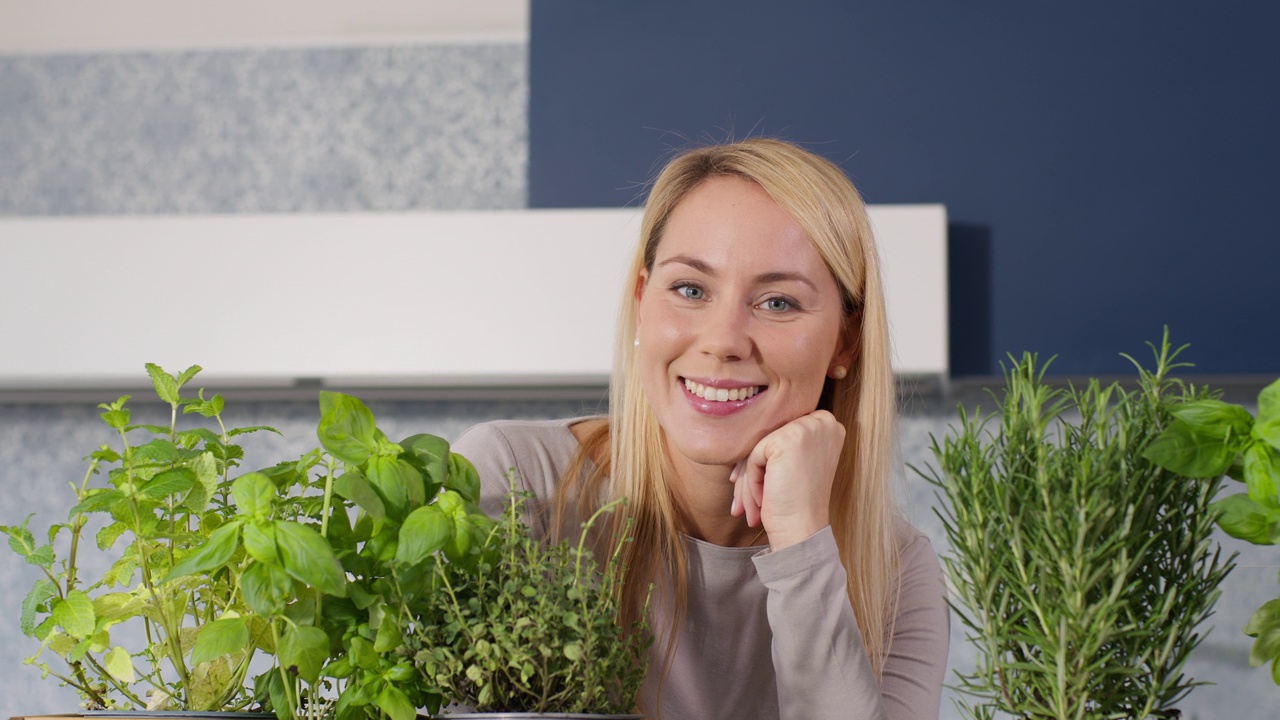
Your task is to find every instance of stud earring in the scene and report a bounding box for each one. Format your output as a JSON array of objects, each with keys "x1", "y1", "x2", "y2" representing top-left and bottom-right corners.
[
  {"x1": 634, "y1": 338, "x2": 640, "y2": 348},
  {"x1": 831, "y1": 365, "x2": 848, "y2": 380}
]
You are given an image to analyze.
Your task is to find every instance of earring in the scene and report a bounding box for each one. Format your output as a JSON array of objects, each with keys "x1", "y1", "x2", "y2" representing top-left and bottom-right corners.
[
  {"x1": 634, "y1": 338, "x2": 640, "y2": 348},
  {"x1": 830, "y1": 365, "x2": 848, "y2": 380}
]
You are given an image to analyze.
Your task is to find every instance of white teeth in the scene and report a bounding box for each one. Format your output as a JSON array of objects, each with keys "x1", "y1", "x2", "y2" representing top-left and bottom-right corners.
[{"x1": 683, "y1": 378, "x2": 761, "y2": 402}]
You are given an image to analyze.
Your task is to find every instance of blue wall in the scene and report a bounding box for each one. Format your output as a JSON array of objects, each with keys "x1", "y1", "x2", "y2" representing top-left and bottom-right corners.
[{"x1": 527, "y1": 1, "x2": 1280, "y2": 377}]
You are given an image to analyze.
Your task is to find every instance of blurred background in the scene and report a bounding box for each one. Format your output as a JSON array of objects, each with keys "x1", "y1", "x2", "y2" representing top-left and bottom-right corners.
[{"x1": 1, "y1": 1, "x2": 1277, "y2": 718}]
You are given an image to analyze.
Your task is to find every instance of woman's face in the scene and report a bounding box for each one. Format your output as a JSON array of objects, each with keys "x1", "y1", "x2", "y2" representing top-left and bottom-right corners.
[{"x1": 636, "y1": 175, "x2": 854, "y2": 470}]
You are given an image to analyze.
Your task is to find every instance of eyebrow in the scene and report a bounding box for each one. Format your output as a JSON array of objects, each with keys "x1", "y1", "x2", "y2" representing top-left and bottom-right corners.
[{"x1": 656, "y1": 255, "x2": 819, "y2": 292}]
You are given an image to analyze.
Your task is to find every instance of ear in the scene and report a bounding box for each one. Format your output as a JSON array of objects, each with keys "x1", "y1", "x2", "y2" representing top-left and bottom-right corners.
[
  {"x1": 829, "y1": 310, "x2": 862, "y2": 378},
  {"x1": 634, "y1": 269, "x2": 649, "y2": 330}
]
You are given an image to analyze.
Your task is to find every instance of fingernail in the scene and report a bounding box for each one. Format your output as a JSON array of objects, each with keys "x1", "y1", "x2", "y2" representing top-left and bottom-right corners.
[{"x1": 730, "y1": 496, "x2": 740, "y2": 515}]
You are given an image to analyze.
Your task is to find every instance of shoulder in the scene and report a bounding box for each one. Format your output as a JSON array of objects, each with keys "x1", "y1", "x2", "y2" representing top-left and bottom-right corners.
[
  {"x1": 452, "y1": 418, "x2": 586, "y2": 464},
  {"x1": 451, "y1": 417, "x2": 600, "y2": 525}
]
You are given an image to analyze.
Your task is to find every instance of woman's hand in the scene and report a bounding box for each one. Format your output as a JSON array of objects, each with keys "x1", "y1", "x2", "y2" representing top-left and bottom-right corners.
[{"x1": 729, "y1": 409, "x2": 845, "y2": 551}]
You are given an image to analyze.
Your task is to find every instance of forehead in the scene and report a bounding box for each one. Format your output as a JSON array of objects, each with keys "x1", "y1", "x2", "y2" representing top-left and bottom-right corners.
[{"x1": 653, "y1": 176, "x2": 831, "y2": 279}]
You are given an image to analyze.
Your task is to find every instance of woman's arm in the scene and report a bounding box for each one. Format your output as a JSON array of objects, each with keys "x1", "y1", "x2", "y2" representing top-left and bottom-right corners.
[{"x1": 753, "y1": 526, "x2": 949, "y2": 720}]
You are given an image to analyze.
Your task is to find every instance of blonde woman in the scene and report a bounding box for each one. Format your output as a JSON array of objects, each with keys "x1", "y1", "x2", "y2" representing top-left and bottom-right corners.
[{"x1": 454, "y1": 138, "x2": 949, "y2": 720}]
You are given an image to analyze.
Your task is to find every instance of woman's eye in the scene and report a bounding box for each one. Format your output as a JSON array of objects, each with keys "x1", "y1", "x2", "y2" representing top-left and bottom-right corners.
[
  {"x1": 760, "y1": 297, "x2": 793, "y2": 312},
  {"x1": 674, "y1": 284, "x2": 705, "y2": 300}
]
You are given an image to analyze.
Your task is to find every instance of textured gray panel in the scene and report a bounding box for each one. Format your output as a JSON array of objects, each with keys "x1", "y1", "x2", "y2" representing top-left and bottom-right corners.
[{"x1": 0, "y1": 43, "x2": 528, "y2": 214}]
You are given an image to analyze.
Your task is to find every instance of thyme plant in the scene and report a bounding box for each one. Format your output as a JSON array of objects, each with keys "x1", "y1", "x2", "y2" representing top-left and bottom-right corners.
[
  {"x1": 920, "y1": 335, "x2": 1234, "y2": 719},
  {"x1": 407, "y1": 482, "x2": 652, "y2": 715}
]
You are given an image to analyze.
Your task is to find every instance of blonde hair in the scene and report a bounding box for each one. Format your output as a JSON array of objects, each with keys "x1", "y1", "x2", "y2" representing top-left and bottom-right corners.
[{"x1": 560, "y1": 137, "x2": 900, "y2": 677}]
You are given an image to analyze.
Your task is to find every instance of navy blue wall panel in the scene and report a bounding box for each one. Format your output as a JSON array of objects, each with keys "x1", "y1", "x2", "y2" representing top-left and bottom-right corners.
[{"x1": 528, "y1": 1, "x2": 1280, "y2": 377}]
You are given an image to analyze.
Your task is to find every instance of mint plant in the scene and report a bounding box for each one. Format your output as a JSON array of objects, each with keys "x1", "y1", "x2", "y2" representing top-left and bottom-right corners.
[
  {"x1": 1144, "y1": 376, "x2": 1280, "y2": 683},
  {"x1": 920, "y1": 334, "x2": 1234, "y2": 719},
  {"x1": 0, "y1": 364, "x2": 293, "y2": 711}
]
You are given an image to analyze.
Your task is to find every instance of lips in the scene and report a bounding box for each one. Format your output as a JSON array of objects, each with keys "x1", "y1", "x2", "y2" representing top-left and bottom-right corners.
[{"x1": 681, "y1": 377, "x2": 765, "y2": 402}]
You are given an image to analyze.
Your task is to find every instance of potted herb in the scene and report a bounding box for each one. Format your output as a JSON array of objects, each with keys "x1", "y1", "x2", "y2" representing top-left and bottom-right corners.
[
  {"x1": 0, "y1": 365, "x2": 492, "y2": 720},
  {"x1": 402, "y1": 484, "x2": 651, "y2": 718},
  {"x1": 4, "y1": 365, "x2": 653, "y2": 720},
  {"x1": 1144, "y1": 376, "x2": 1280, "y2": 684},
  {"x1": 918, "y1": 334, "x2": 1235, "y2": 719},
  {"x1": 0, "y1": 363, "x2": 328, "y2": 714}
]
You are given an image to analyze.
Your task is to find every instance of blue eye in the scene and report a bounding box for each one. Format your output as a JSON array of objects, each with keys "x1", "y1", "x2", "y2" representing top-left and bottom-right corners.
[
  {"x1": 760, "y1": 297, "x2": 794, "y2": 312},
  {"x1": 674, "y1": 284, "x2": 706, "y2": 300}
]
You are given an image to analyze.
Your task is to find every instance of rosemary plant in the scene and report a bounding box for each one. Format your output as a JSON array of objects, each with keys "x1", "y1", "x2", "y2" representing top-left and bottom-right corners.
[{"x1": 920, "y1": 334, "x2": 1234, "y2": 719}]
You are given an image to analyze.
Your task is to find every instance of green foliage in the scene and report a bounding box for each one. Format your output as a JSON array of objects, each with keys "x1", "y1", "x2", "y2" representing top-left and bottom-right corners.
[
  {"x1": 1145, "y1": 375, "x2": 1280, "y2": 684},
  {"x1": 0, "y1": 364, "x2": 285, "y2": 712},
  {"x1": 3, "y1": 366, "x2": 652, "y2": 719},
  {"x1": 405, "y1": 482, "x2": 651, "y2": 715},
  {"x1": 918, "y1": 333, "x2": 1234, "y2": 719}
]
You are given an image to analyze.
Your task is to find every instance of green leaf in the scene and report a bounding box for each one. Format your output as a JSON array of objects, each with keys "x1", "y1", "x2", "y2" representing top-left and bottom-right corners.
[
  {"x1": 563, "y1": 642, "x2": 583, "y2": 661},
  {"x1": 274, "y1": 521, "x2": 347, "y2": 597},
  {"x1": 166, "y1": 521, "x2": 242, "y2": 580},
  {"x1": 87, "y1": 445, "x2": 122, "y2": 463},
  {"x1": 1258, "y1": 380, "x2": 1280, "y2": 451},
  {"x1": 394, "y1": 505, "x2": 450, "y2": 567},
  {"x1": 317, "y1": 392, "x2": 377, "y2": 465},
  {"x1": 1172, "y1": 399, "x2": 1255, "y2": 440},
  {"x1": 1144, "y1": 418, "x2": 1233, "y2": 477},
  {"x1": 333, "y1": 471, "x2": 386, "y2": 525},
  {"x1": 376, "y1": 685, "x2": 417, "y2": 720},
  {"x1": 1212, "y1": 493, "x2": 1278, "y2": 545},
  {"x1": 52, "y1": 590, "x2": 96, "y2": 638},
  {"x1": 20, "y1": 579, "x2": 57, "y2": 637},
  {"x1": 402, "y1": 433, "x2": 449, "y2": 486},
  {"x1": 242, "y1": 522, "x2": 279, "y2": 565},
  {"x1": 447, "y1": 452, "x2": 481, "y2": 504},
  {"x1": 241, "y1": 561, "x2": 293, "y2": 616},
  {"x1": 366, "y1": 455, "x2": 422, "y2": 516},
  {"x1": 348, "y1": 635, "x2": 378, "y2": 670},
  {"x1": 280, "y1": 625, "x2": 329, "y2": 685},
  {"x1": 1246, "y1": 600, "x2": 1280, "y2": 668},
  {"x1": 69, "y1": 489, "x2": 126, "y2": 516},
  {"x1": 185, "y1": 451, "x2": 218, "y2": 513},
  {"x1": 1, "y1": 517, "x2": 36, "y2": 555},
  {"x1": 373, "y1": 609, "x2": 400, "y2": 653},
  {"x1": 103, "y1": 646, "x2": 137, "y2": 683},
  {"x1": 140, "y1": 468, "x2": 197, "y2": 499},
  {"x1": 190, "y1": 616, "x2": 250, "y2": 665},
  {"x1": 227, "y1": 425, "x2": 282, "y2": 438},
  {"x1": 96, "y1": 522, "x2": 128, "y2": 551},
  {"x1": 1245, "y1": 442, "x2": 1280, "y2": 505},
  {"x1": 146, "y1": 363, "x2": 180, "y2": 405},
  {"x1": 133, "y1": 439, "x2": 183, "y2": 464},
  {"x1": 93, "y1": 592, "x2": 145, "y2": 621},
  {"x1": 26, "y1": 545, "x2": 55, "y2": 568},
  {"x1": 176, "y1": 364, "x2": 202, "y2": 388},
  {"x1": 177, "y1": 427, "x2": 223, "y2": 449},
  {"x1": 232, "y1": 472, "x2": 276, "y2": 520},
  {"x1": 98, "y1": 397, "x2": 132, "y2": 430}
]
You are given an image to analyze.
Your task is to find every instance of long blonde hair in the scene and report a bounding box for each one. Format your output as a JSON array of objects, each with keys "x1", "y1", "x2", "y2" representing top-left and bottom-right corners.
[{"x1": 559, "y1": 137, "x2": 900, "y2": 676}]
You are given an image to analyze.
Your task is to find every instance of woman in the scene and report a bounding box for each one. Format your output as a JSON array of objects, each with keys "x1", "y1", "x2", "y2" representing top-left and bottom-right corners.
[{"x1": 453, "y1": 138, "x2": 949, "y2": 720}]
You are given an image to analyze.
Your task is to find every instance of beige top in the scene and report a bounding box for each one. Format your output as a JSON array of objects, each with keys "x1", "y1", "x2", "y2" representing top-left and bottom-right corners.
[{"x1": 453, "y1": 418, "x2": 949, "y2": 720}]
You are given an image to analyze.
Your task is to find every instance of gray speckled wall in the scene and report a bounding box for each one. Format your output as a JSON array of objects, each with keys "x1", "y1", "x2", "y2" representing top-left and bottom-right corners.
[{"x1": 0, "y1": 43, "x2": 527, "y2": 214}]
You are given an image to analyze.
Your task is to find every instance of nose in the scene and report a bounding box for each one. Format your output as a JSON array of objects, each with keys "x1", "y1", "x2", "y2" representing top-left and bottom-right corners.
[{"x1": 698, "y1": 299, "x2": 754, "y2": 362}]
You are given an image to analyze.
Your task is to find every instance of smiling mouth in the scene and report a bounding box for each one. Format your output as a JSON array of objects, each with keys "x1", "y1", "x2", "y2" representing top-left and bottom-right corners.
[{"x1": 682, "y1": 378, "x2": 765, "y2": 402}]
